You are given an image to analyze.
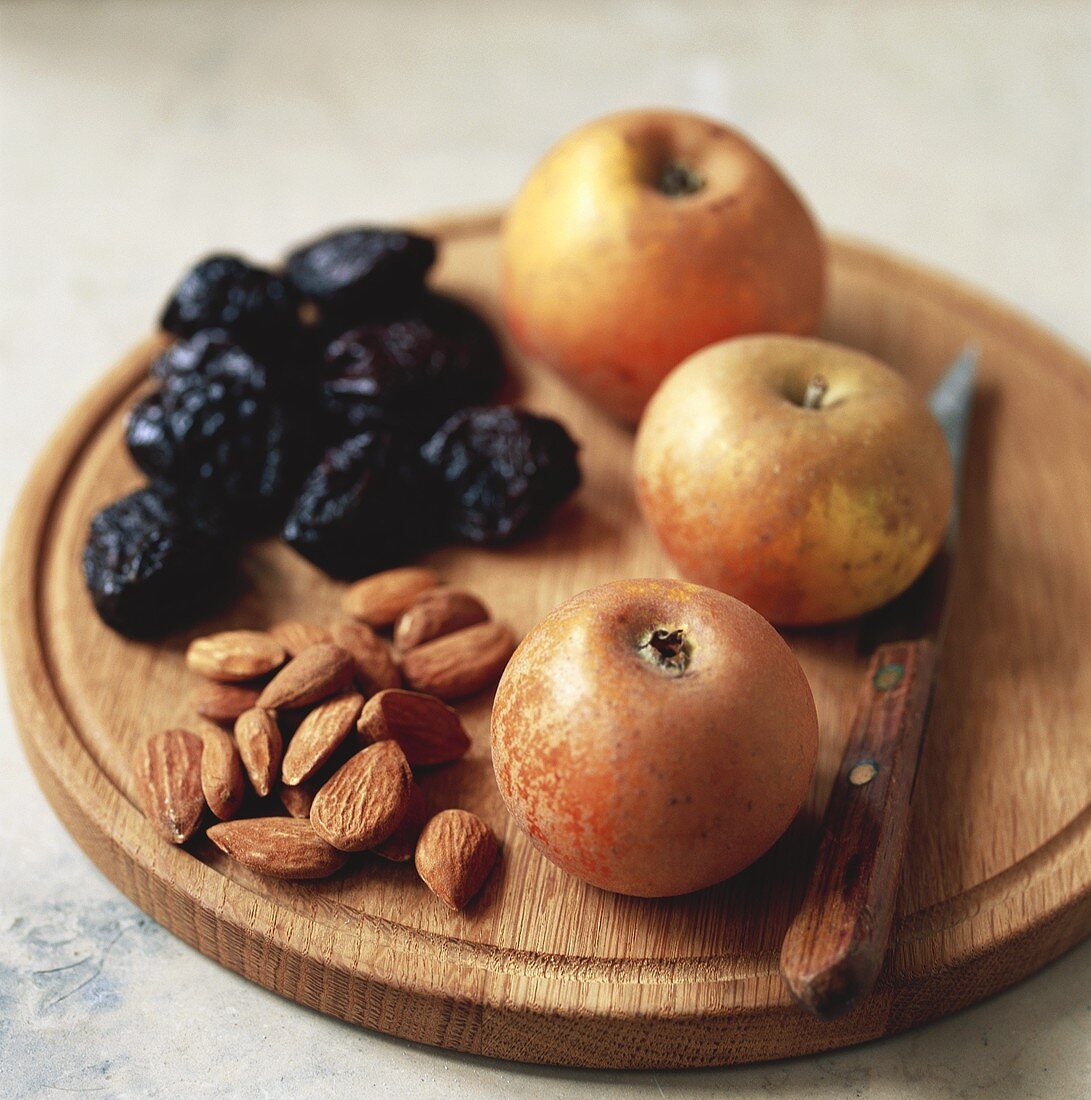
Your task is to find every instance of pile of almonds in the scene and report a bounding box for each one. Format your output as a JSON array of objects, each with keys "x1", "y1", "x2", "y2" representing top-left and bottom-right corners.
[{"x1": 133, "y1": 567, "x2": 515, "y2": 912}]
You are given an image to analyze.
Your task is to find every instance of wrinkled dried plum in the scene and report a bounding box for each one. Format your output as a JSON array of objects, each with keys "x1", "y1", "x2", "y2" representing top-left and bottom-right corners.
[
  {"x1": 421, "y1": 406, "x2": 581, "y2": 545},
  {"x1": 128, "y1": 331, "x2": 316, "y2": 534},
  {"x1": 315, "y1": 398, "x2": 429, "y2": 448},
  {"x1": 153, "y1": 326, "x2": 318, "y2": 408},
  {"x1": 286, "y1": 227, "x2": 436, "y2": 317},
  {"x1": 282, "y1": 430, "x2": 440, "y2": 578},
  {"x1": 82, "y1": 485, "x2": 233, "y2": 637},
  {"x1": 160, "y1": 254, "x2": 299, "y2": 352},
  {"x1": 321, "y1": 292, "x2": 503, "y2": 439}
]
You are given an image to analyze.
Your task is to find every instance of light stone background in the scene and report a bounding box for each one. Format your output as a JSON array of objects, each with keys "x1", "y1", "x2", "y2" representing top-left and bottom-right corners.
[{"x1": 2, "y1": 1, "x2": 1090, "y2": 1096}]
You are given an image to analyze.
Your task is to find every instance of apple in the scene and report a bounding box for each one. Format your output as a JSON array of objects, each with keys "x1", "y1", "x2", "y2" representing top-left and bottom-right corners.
[
  {"x1": 491, "y1": 578, "x2": 818, "y2": 898},
  {"x1": 500, "y1": 109, "x2": 825, "y2": 423},
  {"x1": 634, "y1": 335, "x2": 954, "y2": 626}
]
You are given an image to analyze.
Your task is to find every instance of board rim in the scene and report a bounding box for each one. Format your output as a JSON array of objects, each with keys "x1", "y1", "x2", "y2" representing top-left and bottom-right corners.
[{"x1": 4, "y1": 210, "x2": 1090, "y2": 1068}]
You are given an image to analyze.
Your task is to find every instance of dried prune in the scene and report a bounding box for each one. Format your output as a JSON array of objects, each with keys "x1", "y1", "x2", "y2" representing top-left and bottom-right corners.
[
  {"x1": 421, "y1": 406, "x2": 581, "y2": 545},
  {"x1": 317, "y1": 398, "x2": 395, "y2": 441},
  {"x1": 82, "y1": 485, "x2": 233, "y2": 637},
  {"x1": 313, "y1": 398, "x2": 432, "y2": 453},
  {"x1": 282, "y1": 430, "x2": 440, "y2": 578},
  {"x1": 160, "y1": 254, "x2": 299, "y2": 353},
  {"x1": 286, "y1": 227, "x2": 436, "y2": 317},
  {"x1": 321, "y1": 292, "x2": 503, "y2": 440},
  {"x1": 152, "y1": 325, "x2": 317, "y2": 406},
  {"x1": 128, "y1": 331, "x2": 316, "y2": 534}
]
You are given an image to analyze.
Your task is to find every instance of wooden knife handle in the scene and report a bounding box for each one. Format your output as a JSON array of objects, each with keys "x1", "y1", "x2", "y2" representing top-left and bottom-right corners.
[{"x1": 779, "y1": 638, "x2": 938, "y2": 1020}]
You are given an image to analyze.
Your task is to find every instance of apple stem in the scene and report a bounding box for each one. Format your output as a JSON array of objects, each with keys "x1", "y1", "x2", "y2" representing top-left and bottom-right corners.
[
  {"x1": 657, "y1": 163, "x2": 705, "y2": 197},
  {"x1": 639, "y1": 627, "x2": 691, "y2": 675},
  {"x1": 803, "y1": 375, "x2": 829, "y2": 409}
]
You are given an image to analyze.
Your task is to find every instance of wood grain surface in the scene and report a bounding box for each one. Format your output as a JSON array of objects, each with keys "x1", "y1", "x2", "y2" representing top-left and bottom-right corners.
[{"x1": 3, "y1": 211, "x2": 1090, "y2": 1069}]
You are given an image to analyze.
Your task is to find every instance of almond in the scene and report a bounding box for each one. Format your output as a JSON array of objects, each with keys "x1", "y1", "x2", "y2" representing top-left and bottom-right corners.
[
  {"x1": 373, "y1": 782, "x2": 428, "y2": 862},
  {"x1": 279, "y1": 779, "x2": 318, "y2": 819},
  {"x1": 185, "y1": 630, "x2": 286, "y2": 682},
  {"x1": 342, "y1": 567, "x2": 440, "y2": 628},
  {"x1": 281, "y1": 690, "x2": 364, "y2": 786},
  {"x1": 191, "y1": 682, "x2": 261, "y2": 725},
  {"x1": 331, "y1": 622, "x2": 401, "y2": 694},
  {"x1": 278, "y1": 747, "x2": 350, "y2": 817},
  {"x1": 207, "y1": 818, "x2": 348, "y2": 880},
  {"x1": 399, "y1": 621, "x2": 516, "y2": 701},
  {"x1": 256, "y1": 643, "x2": 355, "y2": 710},
  {"x1": 134, "y1": 728, "x2": 205, "y2": 845},
  {"x1": 393, "y1": 587, "x2": 489, "y2": 652},
  {"x1": 268, "y1": 620, "x2": 333, "y2": 656},
  {"x1": 357, "y1": 689, "x2": 470, "y2": 767},
  {"x1": 310, "y1": 742, "x2": 412, "y2": 851},
  {"x1": 415, "y1": 809, "x2": 499, "y2": 911},
  {"x1": 198, "y1": 725, "x2": 245, "y2": 820},
  {"x1": 234, "y1": 707, "x2": 282, "y2": 798}
]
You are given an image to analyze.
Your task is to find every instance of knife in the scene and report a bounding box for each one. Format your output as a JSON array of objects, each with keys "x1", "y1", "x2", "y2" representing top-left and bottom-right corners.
[{"x1": 778, "y1": 347, "x2": 978, "y2": 1020}]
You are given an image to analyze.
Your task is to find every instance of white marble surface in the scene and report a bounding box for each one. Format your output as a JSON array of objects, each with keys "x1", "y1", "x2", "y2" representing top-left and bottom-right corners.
[{"x1": 2, "y1": 1, "x2": 1089, "y2": 1096}]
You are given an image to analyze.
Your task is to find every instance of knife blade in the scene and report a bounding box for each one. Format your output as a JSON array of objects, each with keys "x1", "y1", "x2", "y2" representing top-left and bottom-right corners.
[
  {"x1": 778, "y1": 347, "x2": 978, "y2": 1020},
  {"x1": 860, "y1": 346, "x2": 977, "y2": 650}
]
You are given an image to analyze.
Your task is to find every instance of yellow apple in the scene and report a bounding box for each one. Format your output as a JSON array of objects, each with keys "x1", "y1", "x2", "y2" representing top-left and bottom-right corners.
[
  {"x1": 633, "y1": 336, "x2": 954, "y2": 626},
  {"x1": 501, "y1": 109, "x2": 825, "y2": 423}
]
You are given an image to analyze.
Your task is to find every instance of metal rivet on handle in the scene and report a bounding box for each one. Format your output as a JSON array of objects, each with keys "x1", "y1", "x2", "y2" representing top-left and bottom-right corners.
[
  {"x1": 849, "y1": 762, "x2": 878, "y2": 786},
  {"x1": 873, "y1": 663, "x2": 904, "y2": 691}
]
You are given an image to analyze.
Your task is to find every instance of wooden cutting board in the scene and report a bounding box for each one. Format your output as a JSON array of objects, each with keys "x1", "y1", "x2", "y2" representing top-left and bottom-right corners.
[{"x1": 5, "y1": 211, "x2": 1091, "y2": 1069}]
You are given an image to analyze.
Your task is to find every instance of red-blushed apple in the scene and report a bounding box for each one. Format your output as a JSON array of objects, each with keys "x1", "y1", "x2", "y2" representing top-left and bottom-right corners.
[
  {"x1": 501, "y1": 109, "x2": 825, "y2": 423},
  {"x1": 491, "y1": 578, "x2": 819, "y2": 898},
  {"x1": 634, "y1": 335, "x2": 954, "y2": 626}
]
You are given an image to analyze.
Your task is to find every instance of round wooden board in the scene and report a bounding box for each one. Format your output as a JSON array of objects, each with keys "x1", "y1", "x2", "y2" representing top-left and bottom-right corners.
[{"x1": 5, "y1": 211, "x2": 1091, "y2": 1069}]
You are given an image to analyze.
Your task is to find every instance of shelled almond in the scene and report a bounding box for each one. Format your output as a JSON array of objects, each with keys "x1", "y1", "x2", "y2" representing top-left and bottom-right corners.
[
  {"x1": 134, "y1": 729, "x2": 205, "y2": 845},
  {"x1": 207, "y1": 818, "x2": 348, "y2": 880},
  {"x1": 281, "y1": 690, "x2": 364, "y2": 786},
  {"x1": 186, "y1": 630, "x2": 286, "y2": 682},
  {"x1": 415, "y1": 809, "x2": 499, "y2": 911},
  {"x1": 191, "y1": 682, "x2": 261, "y2": 725},
  {"x1": 393, "y1": 588, "x2": 489, "y2": 652},
  {"x1": 331, "y1": 622, "x2": 401, "y2": 694},
  {"x1": 279, "y1": 779, "x2": 319, "y2": 819},
  {"x1": 257, "y1": 643, "x2": 355, "y2": 709},
  {"x1": 399, "y1": 621, "x2": 516, "y2": 701},
  {"x1": 234, "y1": 707, "x2": 282, "y2": 798},
  {"x1": 342, "y1": 567, "x2": 440, "y2": 627},
  {"x1": 358, "y1": 689, "x2": 470, "y2": 767},
  {"x1": 279, "y1": 717, "x2": 372, "y2": 818},
  {"x1": 310, "y1": 741, "x2": 413, "y2": 851},
  {"x1": 198, "y1": 724, "x2": 245, "y2": 821},
  {"x1": 268, "y1": 620, "x2": 333, "y2": 656}
]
